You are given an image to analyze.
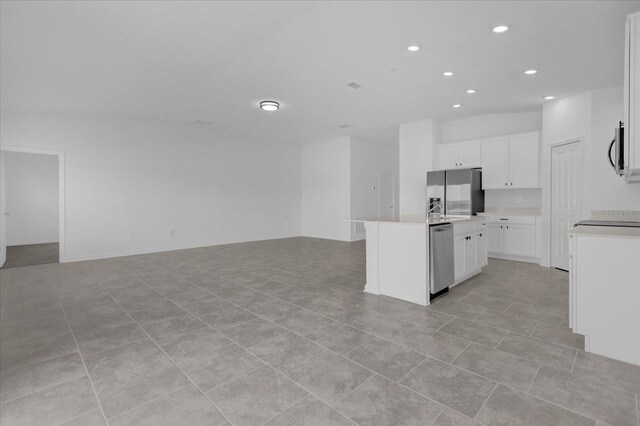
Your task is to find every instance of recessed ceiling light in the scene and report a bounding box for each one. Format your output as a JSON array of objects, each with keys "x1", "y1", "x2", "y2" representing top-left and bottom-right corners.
[
  {"x1": 492, "y1": 25, "x2": 509, "y2": 33},
  {"x1": 443, "y1": 71, "x2": 454, "y2": 77},
  {"x1": 259, "y1": 100, "x2": 279, "y2": 111},
  {"x1": 466, "y1": 89, "x2": 477, "y2": 94},
  {"x1": 524, "y1": 69, "x2": 538, "y2": 75},
  {"x1": 453, "y1": 104, "x2": 462, "y2": 108},
  {"x1": 544, "y1": 95, "x2": 555, "y2": 100},
  {"x1": 407, "y1": 45, "x2": 420, "y2": 52}
]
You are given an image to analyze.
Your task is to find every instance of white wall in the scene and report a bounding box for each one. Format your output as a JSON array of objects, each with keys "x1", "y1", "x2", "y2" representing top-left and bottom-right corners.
[
  {"x1": 301, "y1": 136, "x2": 351, "y2": 241},
  {"x1": 485, "y1": 189, "x2": 542, "y2": 210},
  {"x1": 440, "y1": 112, "x2": 542, "y2": 144},
  {"x1": 350, "y1": 136, "x2": 399, "y2": 239},
  {"x1": 541, "y1": 88, "x2": 640, "y2": 266},
  {"x1": 4, "y1": 151, "x2": 59, "y2": 245},
  {"x1": 399, "y1": 119, "x2": 439, "y2": 215},
  {"x1": 0, "y1": 113, "x2": 301, "y2": 262}
]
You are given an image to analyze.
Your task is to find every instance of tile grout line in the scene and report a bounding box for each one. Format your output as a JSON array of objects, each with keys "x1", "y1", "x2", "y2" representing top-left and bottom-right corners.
[
  {"x1": 570, "y1": 349, "x2": 579, "y2": 373},
  {"x1": 103, "y1": 292, "x2": 236, "y2": 426},
  {"x1": 472, "y1": 382, "x2": 499, "y2": 423},
  {"x1": 50, "y1": 274, "x2": 110, "y2": 426},
  {"x1": 525, "y1": 364, "x2": 541, "y2": 394},
  {"x1": 105, "y1": 383, "x2": 192, "y2": 424}
]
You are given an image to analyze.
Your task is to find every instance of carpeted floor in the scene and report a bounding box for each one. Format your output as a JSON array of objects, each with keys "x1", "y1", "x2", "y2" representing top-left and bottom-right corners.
[{"x1": 2, "y1": 243, "x2": 59, "y2": 269}]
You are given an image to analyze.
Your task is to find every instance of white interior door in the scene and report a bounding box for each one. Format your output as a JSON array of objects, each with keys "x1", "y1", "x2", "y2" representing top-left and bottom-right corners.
[
  {"x1": 378, "y1": 172, "x2": 396, "y2": 218},
  {"x1": 551, "y1": 141, "x2": 582, "y2": 270},
  {"x1": 0, "y1": 151, "x2": 6, "y2": 267}
]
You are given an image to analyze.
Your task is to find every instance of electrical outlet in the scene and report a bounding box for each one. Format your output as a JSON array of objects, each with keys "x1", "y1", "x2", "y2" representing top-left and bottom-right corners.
[
  {"x1": 170, "y1": 230, "x2": 175, "y2": 237},
  {"x1": 516, "y1": 195, "x2": 523, "y2": 204}
]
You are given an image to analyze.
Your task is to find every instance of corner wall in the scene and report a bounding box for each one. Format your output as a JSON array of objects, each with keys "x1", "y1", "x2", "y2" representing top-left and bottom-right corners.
[
  {"x1": 540, "y1": 88, "x2": 640, "y2": 266},
  {"x1": 301, "y1": 136, "x2": 351, "y2": 241},
  {"x1": 399, "y1": 119, "x2": 439, "y2": 215}
]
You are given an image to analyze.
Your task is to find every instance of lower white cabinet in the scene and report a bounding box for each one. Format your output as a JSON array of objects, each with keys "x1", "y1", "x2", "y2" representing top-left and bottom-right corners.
[
  {"x1": 453, "y1": 220, "x2": 487, "y2": 282},
  {"x1": 485, "y1": 215, "x2": 538, "y2": 262}
]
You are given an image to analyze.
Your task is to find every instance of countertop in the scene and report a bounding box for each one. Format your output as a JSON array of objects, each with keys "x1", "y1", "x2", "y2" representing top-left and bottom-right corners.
[
  {"x1": 477, "y1": 208, "x2": 541, "y2": 217},
  {"x1": 568, "y1": 225, "x2": 640, "y2": 239},
  {"x1": 347, "y1": 215, "x2": 482, "y2": 225}
]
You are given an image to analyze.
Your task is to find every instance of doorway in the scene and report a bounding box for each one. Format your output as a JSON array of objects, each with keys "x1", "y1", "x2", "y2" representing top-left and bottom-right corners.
[
  {"x1": 550, "y1": 140, "x2": 583, "y2": 270},
  {"x1": 1, "y1": 149, "x2": 65, "y2": 268}
]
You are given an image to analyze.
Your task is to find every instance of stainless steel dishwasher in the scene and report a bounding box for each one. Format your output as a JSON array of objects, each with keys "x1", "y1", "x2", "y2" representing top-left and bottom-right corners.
[{"x1": 429, "y1": 223, "x2": 454, "y2": 300}]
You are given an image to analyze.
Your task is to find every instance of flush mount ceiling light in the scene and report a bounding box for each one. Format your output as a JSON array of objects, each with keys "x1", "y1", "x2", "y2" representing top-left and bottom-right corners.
[
  {"x1": 452, "y1": 104, "x2": 462, "y2": 108},
  {"x1": 544, "y1": 95, "x2": 555, "y2": 100},
  {"x1": 492, "y1": 25, "x2": 509, "y2": 33},
  {"x1": 259, "y1": 100, "x2": 279, "y2": 111},
  {"x1": 407, "y1": 45, "x2": 420, "y2": 52},
  {"x1": 466, "y1": 89, "x2": 477, "y2": 94},
  {"x1": 524, "y1": 69, "x2": 538, "y2": 75},
  {"x1": 443, "y1": 71, "x2": 454, "y2": 77}
]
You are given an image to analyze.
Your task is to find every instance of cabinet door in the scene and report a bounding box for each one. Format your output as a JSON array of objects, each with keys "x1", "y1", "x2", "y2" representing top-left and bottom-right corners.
[
  {"x1": 481, "y1": 136, "x2": 509, "y2": 189},
  {"x1": 438, "y1": 144, "x2": 458, "y2": 169},
  {"x1": 454, "y1": 233, "x2": 466, "y2": 280},
  {"x1": 487, "y1": 224, "x2": 503, "y2": 254},
  {"x1": 465, "y1": 233, "x2": 478, "y2": 272},
  {"x1": 508, "y1": 132, "x2": 540, "y2": 188},
  {"x1": 458, "y1": 141, "x2": 482, "y2": 168},
  {"x1": 503, "y1": 224, "x2": 536, "y2": 257},
  {"x1": 477, "y1": 230, "x2": 488, "y2": 267}
]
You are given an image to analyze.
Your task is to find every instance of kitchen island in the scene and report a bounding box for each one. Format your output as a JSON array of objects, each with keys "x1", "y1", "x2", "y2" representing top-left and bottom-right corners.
[{"x1": 349, "y1": 215, "x2": 486, "y2": 306}]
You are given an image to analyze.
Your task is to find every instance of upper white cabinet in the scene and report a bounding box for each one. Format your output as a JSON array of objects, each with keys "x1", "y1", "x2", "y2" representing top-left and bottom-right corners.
[
  {"x1": 437, "y1": 140, "x2": 481, "y2": 170},
  {"x1": 481, "y1": 131, "x2": 540, "y2": 189},
  {"x1": 624, "y1": 12, "x2": 640, "y2": 179},
  {"x1": 481, "y1": 136, "x2": 509, "y2": 189}
]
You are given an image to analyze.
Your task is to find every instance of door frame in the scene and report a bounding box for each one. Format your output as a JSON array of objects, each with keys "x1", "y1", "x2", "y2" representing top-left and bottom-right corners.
[
  {"x1": 548, "y1": 138, "x2": 583, "y2": 269},
  {"x1": 1, "y1": 146, "x2": 66, "y2": 264}
]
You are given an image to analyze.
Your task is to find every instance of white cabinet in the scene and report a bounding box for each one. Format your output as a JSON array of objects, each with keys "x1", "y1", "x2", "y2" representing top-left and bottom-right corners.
[
  {"x1": 624, "y1": 11, "x2": 640, "y2": 180},
  {"x1": 477, "y1": 220, "x2": 488, "y2": 267},
  {"x1": 453, "y1": 233, "x2": 466, "y2": 280},
  {"x1": 503, "y1": 224, "x2": 536, "y2": 257},
  {"x1": 453, "y1": 220, "x2": 486, "y2": 282},
  {"x1": 437, "y1": 140, "x2": 481, "y2": 170},
  {"x1": 485, "y1": 215, "x2": 538, "y2": 262},
  {"x1": 481, "y1": 136, "x2": 509, "y2": 189},
  {"x1": 481, "y1": 132, "x2": 540, "y2": 189},
  {"x1": 458, "y1": 141, "x2": 482, "y2": 168},
  {"x1": 438, "y1": 144, "x2": 458, "y2": 170}
]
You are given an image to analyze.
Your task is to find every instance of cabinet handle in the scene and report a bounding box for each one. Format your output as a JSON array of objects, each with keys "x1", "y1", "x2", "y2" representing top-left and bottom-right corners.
[
  {"x1": 510, "y1": 182, "x2": 513, "y2": 186},
  {"x1": 479, "y1": 233, "x2": 483, "y2": 237},
  {"x1": 504, "y1": 182, "x2": 507, "y2": 186},
  {"x1": 506, "y1": 226, "x2": 509, "y2": 229},
  {"x1": 500, "y1": 225, "x2": 503, "y2": 229}
]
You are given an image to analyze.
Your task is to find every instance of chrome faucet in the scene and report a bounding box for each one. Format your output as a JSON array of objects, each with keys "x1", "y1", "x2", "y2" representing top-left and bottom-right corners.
[{"x1": 427, "y1": 197, "x2": 443, "y2": 217}]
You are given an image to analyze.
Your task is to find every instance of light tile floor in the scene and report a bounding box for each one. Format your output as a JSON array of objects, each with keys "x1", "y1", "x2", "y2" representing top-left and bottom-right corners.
[{"x1": 0, "y1": 237, "x2": 638, "y2": 426}]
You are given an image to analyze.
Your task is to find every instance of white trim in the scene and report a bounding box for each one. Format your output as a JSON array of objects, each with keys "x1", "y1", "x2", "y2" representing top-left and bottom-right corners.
[
  {"x1": 546, "y1": 137, "x2": 583, "y2": 270},
  {"x1": 0, "y1": 146, "x2": 67, "y2": 263}
]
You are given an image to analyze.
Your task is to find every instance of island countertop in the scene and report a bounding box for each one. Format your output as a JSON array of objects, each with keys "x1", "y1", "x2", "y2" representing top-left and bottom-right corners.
[{"x1": 347, "y1": 215, "x2": 483, "y2": 225}]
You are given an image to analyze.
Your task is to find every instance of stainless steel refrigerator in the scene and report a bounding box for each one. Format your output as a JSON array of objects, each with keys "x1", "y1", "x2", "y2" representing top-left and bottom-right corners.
[{"x1": 426, "y1": 168, "x2": 484, "y2": 216}]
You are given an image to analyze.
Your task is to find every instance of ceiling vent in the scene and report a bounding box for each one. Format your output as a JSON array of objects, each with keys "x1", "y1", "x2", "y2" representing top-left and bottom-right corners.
[
  {"x1": 338, "y1": 124, "x2": 350, "y2": 128},
  {"x1": 346, "y1": 82, "x2": 363, "y2": 89},
  {"x1": 191, "y1": 120, "x2": 213, "y2": 126}
]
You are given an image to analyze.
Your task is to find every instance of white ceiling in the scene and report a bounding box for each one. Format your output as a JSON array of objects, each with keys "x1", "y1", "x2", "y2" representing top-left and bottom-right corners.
[{"x1": 1, "y1": 1, "x2": 639, "y2": 144}]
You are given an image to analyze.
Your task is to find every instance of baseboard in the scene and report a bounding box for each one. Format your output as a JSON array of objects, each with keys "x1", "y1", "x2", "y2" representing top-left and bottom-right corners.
[
  {"x1": 62, "y1": 233, "x2": 302, "y2": 263},
  {"x1": 488, "y1": 252, "x2": 541, "y2": 264},
  {"x1": 7, "y1": 240, "x2": 59, "y2": 247}
]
